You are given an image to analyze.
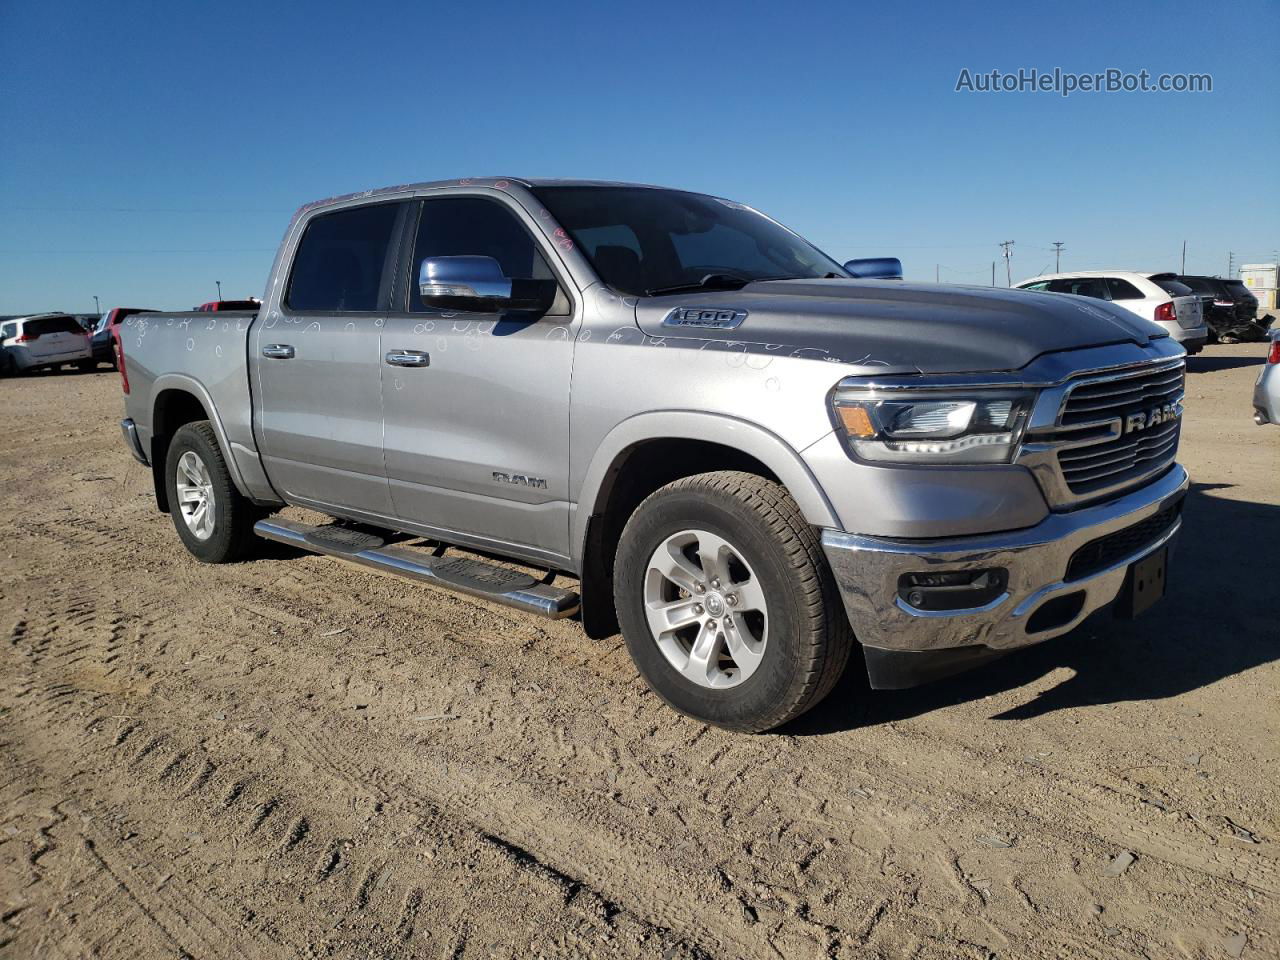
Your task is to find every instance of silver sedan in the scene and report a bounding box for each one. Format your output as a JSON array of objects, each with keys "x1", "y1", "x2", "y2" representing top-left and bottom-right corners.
[{"x1": 1253, "y1": 329, "x2": 1280, "y2": 425}]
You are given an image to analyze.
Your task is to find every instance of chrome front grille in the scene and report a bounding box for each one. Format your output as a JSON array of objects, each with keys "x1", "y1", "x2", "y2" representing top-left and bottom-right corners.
[{"x1": 1019, "y1": 358, "x2": 1185, "y2": 507}]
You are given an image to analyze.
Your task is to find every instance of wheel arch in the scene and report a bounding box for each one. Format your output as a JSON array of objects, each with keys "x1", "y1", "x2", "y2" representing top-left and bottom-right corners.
[
  {"x1": 149, "y1": 376, "x2": 248, "y2": 513},
  {"x1": 573, "y1": 412, "x2": 839, "y2": 639}
]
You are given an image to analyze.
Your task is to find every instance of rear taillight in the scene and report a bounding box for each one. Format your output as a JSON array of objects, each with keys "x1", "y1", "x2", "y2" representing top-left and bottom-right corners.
[
  {"x1": 112, "y1": 328, "x2": 130, "y2": 394},
  {"x1": 1154, "y1": 301, "x2": 1177, "y2": 324},
  {"x1": 15, "y1": 333, "x2": 37, "y2": 343},
  {"x1": 1268, "y1": 340, "x2": 1280, "y2": 365}
]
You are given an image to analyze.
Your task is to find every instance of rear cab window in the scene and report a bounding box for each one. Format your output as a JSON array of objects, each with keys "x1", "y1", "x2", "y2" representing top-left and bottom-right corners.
[{"x1": 287, "y1": 202, "x2": 404, "y2": 312}]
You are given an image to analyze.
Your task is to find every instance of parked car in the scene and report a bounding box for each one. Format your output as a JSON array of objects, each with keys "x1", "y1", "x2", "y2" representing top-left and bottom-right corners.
[
  {"x1": 1253, "y1": 329, "x2": 1280, "y2": 426},
  {"x1": 91, "y1": 308, "x2": 156, "y2": 366},
  {"x1": 195, "y1": 299, "x2": 261, "y2": 312},
  {"x1": 1015, "y1": 271, "x2": 1208, "y2": 354},
  {"x1": 1176, "y1": 275, "x2": 1266, "y2": 342},
  {"x1": 116, "y1": 177, "x2": 1189, "y2": 732},
  {"x1": 0, "y1": 313, "x2": 93, "y2": 374}
]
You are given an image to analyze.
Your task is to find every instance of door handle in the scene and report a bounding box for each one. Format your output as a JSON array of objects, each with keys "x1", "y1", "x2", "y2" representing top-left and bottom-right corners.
[
  {"x1": 386, "y1": 350, "x2": 430, "y2": 367},
  {"x1": 262, "y1": 343, "x2": 295, "y2": 359}
]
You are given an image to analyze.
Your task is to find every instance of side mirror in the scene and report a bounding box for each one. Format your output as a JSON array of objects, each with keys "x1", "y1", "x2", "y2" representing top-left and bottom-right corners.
[
  {"x1": 843, "y1": 257, "x2": 903, "y2": 280},
  {"x1": 418, "y1": 255, "x2": 556, "y2": 313}
]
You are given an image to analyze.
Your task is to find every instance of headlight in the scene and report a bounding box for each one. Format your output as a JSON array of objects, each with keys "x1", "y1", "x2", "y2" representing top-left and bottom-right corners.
[{"x1": 830, "y1": 386, "x2": 1034, "y2": 464}]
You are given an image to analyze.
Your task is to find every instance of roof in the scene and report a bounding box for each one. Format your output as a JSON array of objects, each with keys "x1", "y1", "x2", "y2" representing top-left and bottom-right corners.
[
  {"x1": 1021, "y1": 270, "x2": 1162, "y2": 281},
  {"x1": 4, "y1": 312, "x2": 72, "y2": 323},
  {"x1": 295, "y1": 177, "x2": 710, "y2": 216}
]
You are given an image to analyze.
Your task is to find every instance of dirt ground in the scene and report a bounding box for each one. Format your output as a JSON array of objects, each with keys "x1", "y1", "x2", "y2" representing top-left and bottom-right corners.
[{"x1": 1, "y1": 344, "x2": 1277, "y2": 960}]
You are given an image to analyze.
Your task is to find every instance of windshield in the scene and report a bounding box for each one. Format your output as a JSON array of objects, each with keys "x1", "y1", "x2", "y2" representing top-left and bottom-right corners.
[{"x1": 531, "y1": 186, "x2": 847, "y2": 296}]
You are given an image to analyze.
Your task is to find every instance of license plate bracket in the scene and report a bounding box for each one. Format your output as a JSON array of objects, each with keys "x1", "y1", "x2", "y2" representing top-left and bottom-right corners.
[{"x1": 1115, "y1": 546, "x2": 1168, "y2": 619}]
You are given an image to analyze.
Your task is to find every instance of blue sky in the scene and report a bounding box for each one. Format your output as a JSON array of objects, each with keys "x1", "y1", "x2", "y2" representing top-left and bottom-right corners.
[{"x1": 2, "y1": 0, "x2": 1277, "y2": 313}]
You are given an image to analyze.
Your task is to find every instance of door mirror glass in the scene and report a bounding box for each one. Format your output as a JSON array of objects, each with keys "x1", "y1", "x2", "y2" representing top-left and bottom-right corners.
[
  {"x1": 843, "y1": 257, "x2": 903, "y2": 280},
  {"x1": 418, "y1": 255, "x2": 556, "y2": 313}
]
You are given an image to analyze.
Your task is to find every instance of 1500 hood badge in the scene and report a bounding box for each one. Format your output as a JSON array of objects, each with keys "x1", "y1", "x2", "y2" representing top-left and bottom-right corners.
[{"x1": 662, "y1": 306, "x2": 748, "y2": 330}]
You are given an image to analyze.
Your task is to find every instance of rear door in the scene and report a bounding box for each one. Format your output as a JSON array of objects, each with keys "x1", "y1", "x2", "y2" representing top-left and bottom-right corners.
[
  {"x1": 378, "y1": 194, "x2": 576, "y2": 562},
  {"x1": 253, "y1": 200, "x2": 408, "y2": 518}
]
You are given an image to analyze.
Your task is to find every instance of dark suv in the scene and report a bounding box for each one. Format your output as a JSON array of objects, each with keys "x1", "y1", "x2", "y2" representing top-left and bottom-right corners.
[{"x1": 1177, "y1": 276, "x2": 1261, "y2": 341}]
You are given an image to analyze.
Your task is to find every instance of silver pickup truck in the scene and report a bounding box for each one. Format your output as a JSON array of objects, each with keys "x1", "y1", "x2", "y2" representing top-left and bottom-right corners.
[{"x1": 118, "y1": 177, "x2": 1188, "y2": 731}]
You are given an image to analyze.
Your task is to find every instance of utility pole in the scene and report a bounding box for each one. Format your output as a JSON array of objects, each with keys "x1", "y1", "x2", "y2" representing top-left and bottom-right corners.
[
  {"x1": 992, "y1": 261, "x2": 996, "y2": 286},
  {"x1": 935, "y1": 264, "x2": 940, "y2": 283},
  {"x1": 1227, "y1": 252, "x2": 1233, "y2": 278},
  {"x1": 216, "y1": 280, "x2": 223, "y2": 301},
  {"x1": 999, "y1": 241, "x2": 1014, "y2": 287},
  {"x1": 1052, "y1": 241, "x2": 1064, "y2": 273},
  {"x1": 93, "y1": 295, "x2": 100, "y2": 317},
  {"x1": 1181, "y1": 241, "x2": 1186, "y2": 275}
]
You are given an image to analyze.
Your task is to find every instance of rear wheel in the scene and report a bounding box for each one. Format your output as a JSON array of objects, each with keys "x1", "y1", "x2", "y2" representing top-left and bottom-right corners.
[
  {"x1": 164, "y1": 421, "x2": 260, "y2": 563},
  {"x1": 614, "y1": 471, "x2": 853, "y2": 732}
]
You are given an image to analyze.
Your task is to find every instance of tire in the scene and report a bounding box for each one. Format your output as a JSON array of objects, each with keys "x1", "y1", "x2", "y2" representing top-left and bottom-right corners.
[
  {"x1": 164, "y1": 421, "x2": 260, "y2": 563},
  {"x1": 613, "y1": 471, "x2": 853, "y2": 732}
]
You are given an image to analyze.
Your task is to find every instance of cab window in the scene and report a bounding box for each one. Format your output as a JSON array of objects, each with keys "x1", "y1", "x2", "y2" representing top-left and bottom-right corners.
[
  {"x1": 405, "y1": 197, "x2": 565, "y2": 314},
  {"x1": 287, "y1": 202, "x2": 404, "y2": 312}
]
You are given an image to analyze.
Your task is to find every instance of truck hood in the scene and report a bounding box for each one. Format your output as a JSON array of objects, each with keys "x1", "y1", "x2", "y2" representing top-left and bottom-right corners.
[{"x1": 633, "y1": 279, "x2": 1164, "y2": 375}]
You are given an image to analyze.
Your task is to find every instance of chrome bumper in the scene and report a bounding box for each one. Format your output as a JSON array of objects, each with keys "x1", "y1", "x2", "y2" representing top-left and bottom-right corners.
[
  {"x1": 120, "y1": 418, "x2": 149, "y2": 465},
  {"x1": 821, "y1": 464, "x2": 1189, "y2": 656}
]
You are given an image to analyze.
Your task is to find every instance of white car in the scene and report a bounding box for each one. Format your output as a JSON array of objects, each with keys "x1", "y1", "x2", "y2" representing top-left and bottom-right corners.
[
  {"x1": 1015, "y1": 271, "x2": 1208, "y2": 354},
  {"x1": 0, "y1": 313, "x2": 94, "y2": 374}
]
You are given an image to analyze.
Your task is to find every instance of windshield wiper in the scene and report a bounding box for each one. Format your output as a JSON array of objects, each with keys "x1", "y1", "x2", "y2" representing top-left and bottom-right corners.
[
  {"x1": 644, "y1": 273, "x2": 753, "y2": 297},
  {"x1": 757, "y1": 272, "x2": 845, "y2": 282}
]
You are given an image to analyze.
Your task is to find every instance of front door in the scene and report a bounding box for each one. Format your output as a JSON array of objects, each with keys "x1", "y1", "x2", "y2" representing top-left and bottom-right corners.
[
  {"x1": 379, "y1": 194, "x2": 576, "y2": 563},
  {"x1": 253, "y1": 200, "x2": 406, "y2": 518}
]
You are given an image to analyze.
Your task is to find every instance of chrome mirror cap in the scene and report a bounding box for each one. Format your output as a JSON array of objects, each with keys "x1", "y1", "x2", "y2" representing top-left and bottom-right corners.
[{"x1": 419, "y1": 255, "x2": 512, "y2": 302}]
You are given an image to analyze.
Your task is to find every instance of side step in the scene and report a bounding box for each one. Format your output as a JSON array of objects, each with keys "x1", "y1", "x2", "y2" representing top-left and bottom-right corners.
[{"x1": 254, "y1": 519, "x2": 580, "y2": 619}]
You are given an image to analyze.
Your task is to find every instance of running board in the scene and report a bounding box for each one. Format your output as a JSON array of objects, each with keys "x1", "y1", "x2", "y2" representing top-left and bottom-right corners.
[{"x1": 253, "y1": 519, "x2": 580, "y2": 619}]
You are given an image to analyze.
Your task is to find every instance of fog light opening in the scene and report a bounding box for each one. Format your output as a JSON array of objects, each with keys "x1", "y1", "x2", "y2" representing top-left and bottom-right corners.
[{"x1": 897, "y1": 568, "x2": 1007, "y2": 612}]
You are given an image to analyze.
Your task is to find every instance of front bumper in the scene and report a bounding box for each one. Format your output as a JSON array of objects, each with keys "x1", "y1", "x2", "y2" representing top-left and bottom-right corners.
[{"x1": 822, "y1": 464, "x2": 1188, "y2": 684}]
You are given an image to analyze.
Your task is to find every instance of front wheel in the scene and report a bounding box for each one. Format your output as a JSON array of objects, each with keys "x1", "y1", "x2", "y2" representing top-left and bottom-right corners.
[
  {"x1": 613, "y1": 471, "x2": 853, "y2": 732},
  {"x1": 164, "y1": 421, "x2": 260, "y2": 563}
]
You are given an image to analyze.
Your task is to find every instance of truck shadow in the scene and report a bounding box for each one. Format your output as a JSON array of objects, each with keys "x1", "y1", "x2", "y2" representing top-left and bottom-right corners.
[{"x1": 787, "y1": 482, "x2": 1280, "y2": 734}]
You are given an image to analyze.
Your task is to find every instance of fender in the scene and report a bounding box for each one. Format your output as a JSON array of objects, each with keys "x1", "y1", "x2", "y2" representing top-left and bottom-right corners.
[
  {"x1": 148, "y1": 372, "x2": 277, "y2": 504},
  {"x1": 571, "y1": 409, "x2": 840, "y2": 566}
]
